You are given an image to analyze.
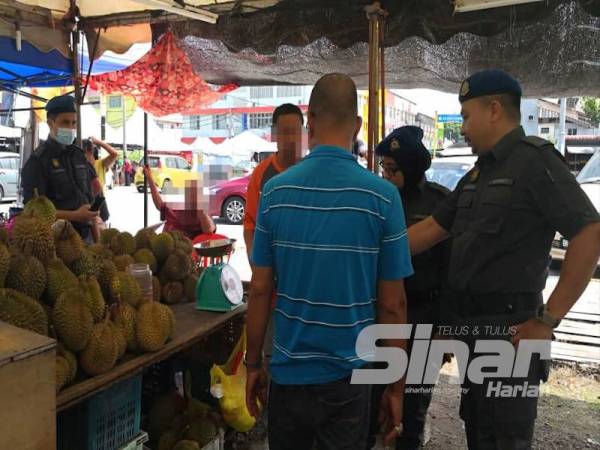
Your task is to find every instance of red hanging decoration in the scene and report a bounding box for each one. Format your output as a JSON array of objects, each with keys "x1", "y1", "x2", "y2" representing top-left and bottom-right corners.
[{"x1": 89, "y1": 31, "x2": 237, "y2": 116}]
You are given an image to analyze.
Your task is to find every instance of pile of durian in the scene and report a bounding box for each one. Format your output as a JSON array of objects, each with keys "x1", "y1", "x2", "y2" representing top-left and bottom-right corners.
[
  {"x1": 0, "y1": 192, "x2": 201, "y2": 393},
  {"x1": 148, "y1": 373, "x2": 221, "y2": 450}
]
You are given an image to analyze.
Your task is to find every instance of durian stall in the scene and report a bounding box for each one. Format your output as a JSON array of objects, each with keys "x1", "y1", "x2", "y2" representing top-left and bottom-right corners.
[{"x1": 0, "y1": 192, "x2": 248, "y2": 450}]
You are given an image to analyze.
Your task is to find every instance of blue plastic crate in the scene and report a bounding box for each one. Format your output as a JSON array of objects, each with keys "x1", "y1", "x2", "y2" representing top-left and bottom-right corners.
[{"x1": 87, "y1": 375, "x2": 142, "y2": 450}]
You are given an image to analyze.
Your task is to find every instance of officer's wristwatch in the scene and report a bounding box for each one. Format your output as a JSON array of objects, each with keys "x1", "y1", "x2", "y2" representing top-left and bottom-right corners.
[{"x1": 535, "y1": 304, "x2": 561, "y2": 329}]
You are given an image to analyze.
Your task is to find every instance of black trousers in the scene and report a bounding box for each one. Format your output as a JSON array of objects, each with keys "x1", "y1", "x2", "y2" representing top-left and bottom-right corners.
[
  {"x1": 268, "y1": 377, "x2": 371, "y2": 450},
  {"x1": 442, "y1": 292, "x2": 550, "y2": 450},
  {"x1": 367, "y1": 300, "x2": 440, "y2": 450}
]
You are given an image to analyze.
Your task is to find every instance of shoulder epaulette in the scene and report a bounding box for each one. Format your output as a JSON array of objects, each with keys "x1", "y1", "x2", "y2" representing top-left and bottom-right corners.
[
  {"x1": 521, "y1": 135, "x2": 554, "y2": 149},
  {"x1": 522, "y1": 136, "x2": 567, "y2": 164},
  {"x1": 425, "y1": 181, "x2": 451, "y2": 196}
]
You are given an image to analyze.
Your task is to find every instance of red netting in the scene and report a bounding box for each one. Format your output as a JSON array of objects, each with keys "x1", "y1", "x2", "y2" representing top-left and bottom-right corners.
[{"x1": 89, "y1": 31, "x2": 237, "y2": 116}]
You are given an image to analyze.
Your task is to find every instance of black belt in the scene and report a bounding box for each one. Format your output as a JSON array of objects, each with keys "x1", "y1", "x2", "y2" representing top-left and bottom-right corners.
[
  {"x1": 446, "y1": 291, "x2": 542, "y2": 317},
  {"x1": 406, "y1": 289, "x2": 439, "y2": 302}
]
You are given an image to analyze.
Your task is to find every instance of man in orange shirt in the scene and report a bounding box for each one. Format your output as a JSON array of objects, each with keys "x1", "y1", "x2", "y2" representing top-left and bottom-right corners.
[
  {"x1": 244, "y1": 103, "x2": 304, "y2": 261},
  {"x1": 244, "y1": 103, "x2": 304, "y2": 357}
]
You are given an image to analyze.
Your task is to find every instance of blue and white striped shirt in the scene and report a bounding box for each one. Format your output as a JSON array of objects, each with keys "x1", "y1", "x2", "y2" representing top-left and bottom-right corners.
[{"x1": 252, "y1": 145, "x2": 413, "y2": 384}]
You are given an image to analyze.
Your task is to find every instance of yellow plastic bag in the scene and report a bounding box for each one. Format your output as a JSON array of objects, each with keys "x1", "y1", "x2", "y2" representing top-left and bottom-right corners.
[{"x1": 210, "y1": 327, "x2": 257, "y2": 432}]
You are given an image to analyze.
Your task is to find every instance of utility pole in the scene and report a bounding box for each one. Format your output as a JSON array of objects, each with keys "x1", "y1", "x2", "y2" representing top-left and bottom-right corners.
[
  {"x1": 122, "y1": 95, "x2": 127, "y2": 152},
  {"x1": 557, "y1": 98, "x2": 567, "y2": 155}
]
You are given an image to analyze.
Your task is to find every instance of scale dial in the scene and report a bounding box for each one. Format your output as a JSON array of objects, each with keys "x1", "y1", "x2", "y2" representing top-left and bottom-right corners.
[{"x1": 220, "y1": 264, "x2": 244, "y2": 305}]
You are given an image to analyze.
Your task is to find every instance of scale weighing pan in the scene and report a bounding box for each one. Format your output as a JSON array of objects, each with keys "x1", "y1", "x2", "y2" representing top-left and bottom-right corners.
[{"x1": 193, "y1": 238, "x2": 236, "y2": 258}]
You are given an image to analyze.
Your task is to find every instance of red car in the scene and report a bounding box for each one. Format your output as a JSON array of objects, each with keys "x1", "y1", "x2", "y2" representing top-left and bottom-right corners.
[{"x1": 208, "y1": 175, "x2": 250, "y2": 225}]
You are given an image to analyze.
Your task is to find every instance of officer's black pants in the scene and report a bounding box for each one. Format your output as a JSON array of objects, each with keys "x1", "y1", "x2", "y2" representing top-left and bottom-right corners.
[{"x1": 458, "y1": 332, "x2": 549, "y2": 450}]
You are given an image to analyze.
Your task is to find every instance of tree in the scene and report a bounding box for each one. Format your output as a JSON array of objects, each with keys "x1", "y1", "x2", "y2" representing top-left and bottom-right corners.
[{"x1": 582, "y1": 97, "x2": 600, "y2": 127}]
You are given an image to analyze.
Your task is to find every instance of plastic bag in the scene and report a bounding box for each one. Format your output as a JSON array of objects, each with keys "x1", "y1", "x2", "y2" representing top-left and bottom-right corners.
[{"x1": 210, "y1": 327, "x2": 257, "y2": 432}]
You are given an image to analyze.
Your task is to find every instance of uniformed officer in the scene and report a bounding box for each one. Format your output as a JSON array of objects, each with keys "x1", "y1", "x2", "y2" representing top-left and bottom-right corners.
[
  {"x1": 408, "y1": 70, "x2": 600, "y2": 449},
  {"x1": 366, "y1": 126, "x2": 450, "y2": 450},
  {"x1": 21, "y1": 95, "x2": 99, "y2": 241}
]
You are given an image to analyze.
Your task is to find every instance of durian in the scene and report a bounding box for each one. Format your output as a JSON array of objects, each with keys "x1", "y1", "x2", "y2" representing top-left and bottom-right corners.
[
  {"x1": 23, "y1": 188, "x2": 56, "y2": 226},
  {"x1": 0, "y1": 288, "x2": 48, "y2": 335},
  {"x1": 134, "y1": 249, "x2": 157, "y2": 273},
  {"x1": 79, "y1": 315, "x2": 119, "y2": 376},
  {"x1": 53, "y1": 287, "x2": 94, "y2": 352},
  {"x1": 53, "y1": 220, "x2": 84, "y2": 265},
  {"x1": 111, "y1": 232, "x2": 136, "y2": 256},
  {"x1": 10, "y1": 210, "x2": 54, "y2": 264},
  {"x1": 151, "y1": 233, "x2": 175, "y2": 263},
  {"x1": 6, "y1": 251, "x2": 46, "y2": 300}
]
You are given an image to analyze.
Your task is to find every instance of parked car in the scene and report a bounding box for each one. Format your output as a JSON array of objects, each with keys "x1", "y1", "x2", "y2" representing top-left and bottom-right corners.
[
  {"x1": 0, "y1": 151, "x2": 20, "y2": 202},
  {"x1": 208, "y1": 175, "x2": 250, "y2": 225},
  {"x1": 426, "y1": 155, "x2": 477, "y2": 191},
  {"x1": 134, "y1": 154, "x2": 198, "y2": 193},
  {"x1": 551, "y1": 150, "x2": 600, "y2": 265}
]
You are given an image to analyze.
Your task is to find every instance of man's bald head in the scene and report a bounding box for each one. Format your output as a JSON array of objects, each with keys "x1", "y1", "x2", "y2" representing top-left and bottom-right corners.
[{"x1": 308, "y1": 73, "x2": 358, "y2": 126}]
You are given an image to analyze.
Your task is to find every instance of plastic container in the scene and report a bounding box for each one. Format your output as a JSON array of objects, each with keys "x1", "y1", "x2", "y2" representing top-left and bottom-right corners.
[
  {"x1": 57, "y1": 375, "x2": 142, "y2": 450},
  {"x1": 87, "y1": 375, "x2": 142, "y2": 450},
  {"x1": 128, "y1": 263, "x2": 153, "y2": 305}
]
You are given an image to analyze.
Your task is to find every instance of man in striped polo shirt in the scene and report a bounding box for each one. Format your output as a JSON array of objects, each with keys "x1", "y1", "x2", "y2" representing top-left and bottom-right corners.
[{"x1": 245, "y1": 73, "x2": 414, "y2": 450}]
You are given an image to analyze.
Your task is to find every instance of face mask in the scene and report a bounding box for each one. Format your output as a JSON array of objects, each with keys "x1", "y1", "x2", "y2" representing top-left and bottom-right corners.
[{"x1": 55, "y1": 128, "x2": 76, "y2": 146}]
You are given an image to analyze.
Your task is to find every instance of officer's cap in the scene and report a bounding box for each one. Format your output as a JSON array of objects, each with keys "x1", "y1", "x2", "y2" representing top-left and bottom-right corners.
[
  {"x1": 459, "y1": 70, "x2": 522, "y2": 104},
  {"x1": 375, "y1": 126, "x2": 431, "y2": 173},
  {"x1": 45, "y1": 94, "x2": 76, "y2": 116}
]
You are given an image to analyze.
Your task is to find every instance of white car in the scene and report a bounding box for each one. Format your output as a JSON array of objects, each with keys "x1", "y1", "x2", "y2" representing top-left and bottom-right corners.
[
  {"x1": 551, "y1": 151, "x2": 600, "y2": 264},
  {"x1": 426, "y1": 155, "x2": 477, "y2": 191}
]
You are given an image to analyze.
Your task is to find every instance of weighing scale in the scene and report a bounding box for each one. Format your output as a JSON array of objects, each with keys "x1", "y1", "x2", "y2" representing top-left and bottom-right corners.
[{"x1": 194, "y1": 238, "x2": 244, "y2": 312}]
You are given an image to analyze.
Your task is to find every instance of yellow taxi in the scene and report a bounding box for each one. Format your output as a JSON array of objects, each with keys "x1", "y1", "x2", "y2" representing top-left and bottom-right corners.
[{"x1": 134, "y1": 154, "x2": 198, "y2": 193}]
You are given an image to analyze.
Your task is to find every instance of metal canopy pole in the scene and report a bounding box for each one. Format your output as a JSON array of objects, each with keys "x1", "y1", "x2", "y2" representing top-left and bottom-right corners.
[
  {"x1": 143, "y1": 112, "x2": 148, "y2": 228},
  {"x1": 69, "y1": 1, "x2": 82, "y2": 146},
  {"x1": 365, "y1": 3, "x2": 386, "y2": 173},
  {"x1": 380, "y1": 18, "x2": 386, "y2": 145}
]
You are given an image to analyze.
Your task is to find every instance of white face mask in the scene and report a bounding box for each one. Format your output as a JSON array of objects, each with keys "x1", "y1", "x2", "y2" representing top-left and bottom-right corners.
[{"x1": 55, "y1": 128, "x2": 76, "y2": 146}]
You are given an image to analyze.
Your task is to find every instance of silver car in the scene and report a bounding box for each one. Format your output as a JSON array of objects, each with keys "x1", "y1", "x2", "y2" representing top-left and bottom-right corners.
[
  {"x1": 0, "y1": 151, "x2": 20, "y2": 202},
  {"x1": 551, "y1": 151, "x2": 600, "y2": 265}
]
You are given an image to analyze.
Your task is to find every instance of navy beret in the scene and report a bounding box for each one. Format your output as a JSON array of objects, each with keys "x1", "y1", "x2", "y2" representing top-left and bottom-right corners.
[
  {"x1": 459, "y1": 69, "x2": 522, "y2": 103},
  {"x1": 45, "y1": 94, "x2": 76, "y2": 115},
  {"x1": 376, "y1": 126, "x2": 431, "y2": 187}
]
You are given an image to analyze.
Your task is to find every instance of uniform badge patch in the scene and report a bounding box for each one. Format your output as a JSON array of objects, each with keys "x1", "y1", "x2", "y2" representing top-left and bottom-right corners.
[
  {"x1": 51, "y1": 159, "x2": 60, "y2": 168},
  {"x1": 469, "y1": 167, "x2": 480, "y2": 182},
  {"x1": 460, "y1": 80, "x2": 470, "y2": 97}
]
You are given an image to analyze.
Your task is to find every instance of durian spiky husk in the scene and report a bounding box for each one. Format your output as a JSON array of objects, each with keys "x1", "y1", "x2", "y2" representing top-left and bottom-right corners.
[
  {"x1": 6, "y1": 251, "x2": 47, "y2": 300},
  {"x1": 0, "y1": 288, "x2": 48, "y2": 335},
  {"x1": 10, "y1": 210, "x2": 55, "y2": 264},
  {"x1": 79, "y1": 316, "x2": 119, "y2": 376},
  {"x1": 23, "y1": 189, "x2": 56, "y2": 227},
  {"x1": 53, "y1": 287, "x2": 94, "y2": 352},
  {"x1": 136, "y1": 302, "x2": 174, "y2": 352},
  {"x1": 52, "y1": 220, "x2": 84, "y2": 265}
]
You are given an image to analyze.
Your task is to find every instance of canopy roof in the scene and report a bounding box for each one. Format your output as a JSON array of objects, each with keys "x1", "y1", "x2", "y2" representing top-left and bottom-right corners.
[
  {"x1": 169, "y1": 0, "x2": 600, "y2": 96},
  {"x1": 0, "y1": 36, "x2": 129, "y2": 89},
  {"x1": 2, "y1": 0, "x2": 599, "y2": 95}
]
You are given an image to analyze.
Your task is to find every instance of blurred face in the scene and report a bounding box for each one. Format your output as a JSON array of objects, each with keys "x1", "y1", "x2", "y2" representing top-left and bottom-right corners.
[
  {"x1": 274, "y1": 113, "x2": 303, "y2": 166},
  {"x1": 380, "y1": 156, "x2": 405, "y2": 189},
  {"x1": 48, "y1": 112, "x2": 77, "y2": 139},
  {"x1": 461, "y1": 98, "x2": 504, "y2": 155}
]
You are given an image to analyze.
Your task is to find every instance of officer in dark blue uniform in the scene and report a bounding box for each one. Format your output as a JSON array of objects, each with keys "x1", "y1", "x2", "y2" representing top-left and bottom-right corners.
[
  {"x1": 408, "y1": 70, "x2": 600, "y2": 449},
  {"x1": 21, "y1": 95, "x2": 98, "y2": 240},
  {"x1": 367, "y1": 126, "x2": 450, "y2": 450}
]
